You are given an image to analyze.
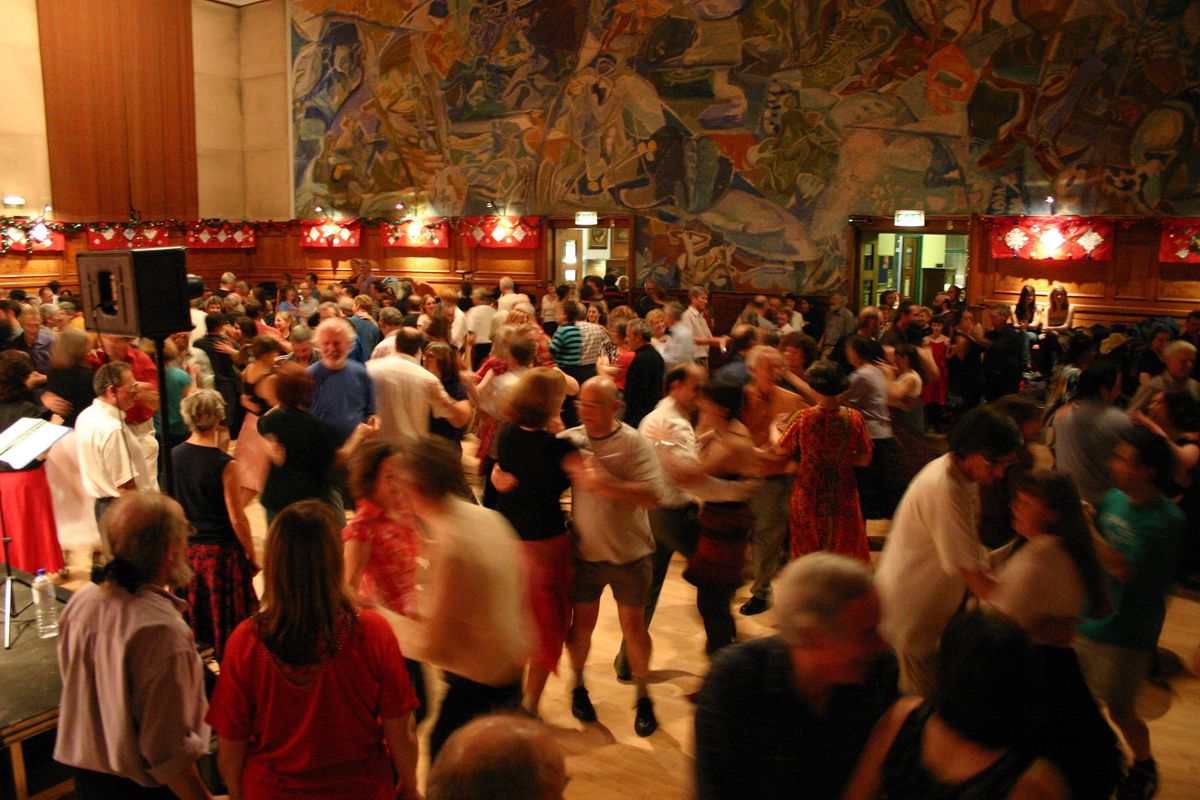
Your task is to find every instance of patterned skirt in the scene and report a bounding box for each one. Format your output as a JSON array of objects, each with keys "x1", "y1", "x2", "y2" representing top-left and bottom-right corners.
[
  {"x1": 684, "y1": 502, "x2": 754, "y2": 589},
  {"x1": 184, "y1": 541, "x2": 258, "y2": 661}
]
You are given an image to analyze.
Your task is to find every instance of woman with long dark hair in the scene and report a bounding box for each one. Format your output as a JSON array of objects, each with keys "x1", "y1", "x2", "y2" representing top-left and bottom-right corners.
[
  {"x1": 845, "y1": 610, "x2": 1070, "y2": 799},
  {"x1": 968, "y1": 470, "x2": 1121, "y2": 799},
  {"x1": 683, "y1": 380, "x2": 760, "y2": 655},
  {"x1": 207, "y1": 500, "x2": 420, "y2": 800}
]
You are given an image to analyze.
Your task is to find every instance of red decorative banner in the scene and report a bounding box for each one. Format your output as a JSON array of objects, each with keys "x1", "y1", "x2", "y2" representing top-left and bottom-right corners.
[
  {"x1": 987, "y1": 216, "x2": 1114, "y2": 260},
  {"x1": 382, "y1": 218, "x2": 449, "y2": 248},
  {"x1": 186, "y1": 222, "x2": 256, "y2": 248},
  {"x1": 87, "y1": 224, "x2": 171, "y2": 250},
  {"x1": 5, "y1": 224, "x2": 66, "y2": 252},
  {"x1": 461, "y1": 216, "x2": 541, "y2": 249},
  {"x1": 300, "y1": 219, "x2": 362, "y2": 248},
  {"x1": 1159, "y1": 218, "x2": 1200, "y2": 263}
]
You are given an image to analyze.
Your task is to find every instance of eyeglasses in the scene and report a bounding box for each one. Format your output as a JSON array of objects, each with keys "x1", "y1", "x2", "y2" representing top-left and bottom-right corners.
[{"x1": 980, "y1": 453, "x2": 1021, "y2": 469}]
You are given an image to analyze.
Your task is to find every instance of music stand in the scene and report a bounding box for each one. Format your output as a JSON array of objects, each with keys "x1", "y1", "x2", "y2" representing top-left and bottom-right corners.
[{"x1": 2, "y1": 536, "x2": 33, "y2": 649}]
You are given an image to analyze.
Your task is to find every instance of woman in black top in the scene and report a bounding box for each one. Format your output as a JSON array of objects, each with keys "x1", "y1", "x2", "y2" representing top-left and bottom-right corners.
[
  {"x1": 235, "y1": 336, "x2": 281, "y2": 498},
  {"x1": 42, "y1": 328, "x2": 95, "y2": 428},
  {"x1": 494, "y1": 368, "x2": 581, "y2": 714},
  {"x1": 173, "y1": 389, "x2": 258, "y2": 660},
  {"x1": 0, "y1": 351, "x2": 64, "y2": 575},
  {"x1": 844, "y1": 610, "x2": 1069, "y2": 800},
  {"x1": 422, "y1": 341, "x2": 473, "y2": 446},
  {"x1": 258, "y1": 363, "x2": 370, "y2": 523}
]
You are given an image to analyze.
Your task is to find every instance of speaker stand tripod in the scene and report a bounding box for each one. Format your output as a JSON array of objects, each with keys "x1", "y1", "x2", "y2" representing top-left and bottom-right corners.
[{"x1": 3, "y1": 536, "x2": 33, "y2": 649}]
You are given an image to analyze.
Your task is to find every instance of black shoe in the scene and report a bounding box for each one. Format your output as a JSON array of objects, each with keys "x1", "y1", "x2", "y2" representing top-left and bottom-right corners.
[
  {"x1": 613, "y1": 653, "x2": 633, "y2": 682},
  {"x1": 1117, "y1": 760, "x2": 1158, "y2": 800},
  {"x1": 739, "y1": 596, "x2": 769, "y2": 616},
  {"x1": 634, "y1": 696, "x2": 657, "y2": 737},
  {"x1": 571, "y1": 687, "x2": 597, "y2": 723}
]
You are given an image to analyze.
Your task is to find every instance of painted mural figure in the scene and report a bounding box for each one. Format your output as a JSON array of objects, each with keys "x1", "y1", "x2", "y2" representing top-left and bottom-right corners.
[{"x1": 289, "y1": 0, "x2": 1200, "y2": 293}]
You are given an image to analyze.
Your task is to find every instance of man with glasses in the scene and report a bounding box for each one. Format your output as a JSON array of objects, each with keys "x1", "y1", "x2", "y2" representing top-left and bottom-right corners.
[
  {"x1": 873, "y1": 405, "x2": 1023, "y2": 695},
  {"x1": 75, "y1": 363, "x2": 154, "y2": 555}
]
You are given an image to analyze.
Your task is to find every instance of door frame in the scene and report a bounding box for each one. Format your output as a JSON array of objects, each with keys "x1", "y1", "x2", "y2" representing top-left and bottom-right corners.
[{"x1": 846, "y1": 215, "x2": 974, "y2": 310}]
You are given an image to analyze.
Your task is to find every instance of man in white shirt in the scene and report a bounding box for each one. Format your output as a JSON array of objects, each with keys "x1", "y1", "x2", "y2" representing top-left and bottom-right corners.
[
  {"x1": 367, "y1": 327, "x2": 457, "y2": 441},
  {"x1": 612, "y1": 362, "x2": 705, "y2": 680},
  {"x1": 74, "y1": 363, "x2": 152, "y2": 543},
  {"x1": 393, "y1": 436, "x2": 530, "y2": 760},
  {"x1": 682, "y1": 287, "x2": 727, "y2": 365},
  {"x1": 873, "y1": 406, "x2": 1023, "y2": 695},
  {"x1": 369, "y1": 306, "x2": 405, "y2": 359},
  {"x1": 560, "y1": 376, "x2": 665, "y2": 737},
  {"x1": 496, "y1": 276, "x2": 531, "y2": 313},
  {"x1": 662, "y1": 301, "x2": 696, "y2": 369},
  {"x1": 56, "y1": 492, "x2": 216, "y2": 799},
  {"x1": 463, "y1": 287, "x2": 497, "y2": 368}
]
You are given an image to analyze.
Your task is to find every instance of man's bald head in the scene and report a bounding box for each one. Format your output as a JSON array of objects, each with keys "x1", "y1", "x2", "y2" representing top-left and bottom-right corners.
[
  {"x1": 426, "y1": 714, "x2": 566, "y2": 800},
  {"x1": 578, "y1": 375, "x2": 621, "y2": 436}
]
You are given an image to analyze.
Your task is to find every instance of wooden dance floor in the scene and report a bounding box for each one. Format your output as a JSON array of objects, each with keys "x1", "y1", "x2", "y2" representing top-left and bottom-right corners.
[{"x1": 44, "y1": 499, "x2": 1200, "y2": 800}]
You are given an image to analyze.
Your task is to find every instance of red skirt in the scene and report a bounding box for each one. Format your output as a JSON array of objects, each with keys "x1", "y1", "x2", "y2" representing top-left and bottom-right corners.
[
  {"x1": 684, "y1": 502, "x2": 753, "y2": 589},
  {"x1": 0, "y1": 467, "x2": 64, "y2": 574},
  {"x1": 522, "y1": 534, "x2": 574, "y2": 674},
  {"x1": 184, "y1": 541, "x2": 259, "y2": 661}
]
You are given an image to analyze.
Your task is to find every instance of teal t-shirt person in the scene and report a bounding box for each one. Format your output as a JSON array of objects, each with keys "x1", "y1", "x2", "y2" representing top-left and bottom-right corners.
[{"x1": 1078, "y1": 488, "x2": 1184, "y2": 652}]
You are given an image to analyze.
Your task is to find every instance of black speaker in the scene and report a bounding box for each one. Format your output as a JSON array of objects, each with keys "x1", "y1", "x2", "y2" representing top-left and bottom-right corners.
[{"x1": 76, "y1": 248, "x2": 193, "y2": 338}]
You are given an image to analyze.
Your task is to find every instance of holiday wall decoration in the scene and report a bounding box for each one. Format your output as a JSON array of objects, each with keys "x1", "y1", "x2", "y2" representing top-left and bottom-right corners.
[
  {"x1": 1159, "y1": 219, "x2": 1200, "y2": 263},
  {"x1": 987, "y1": 217, "x2": 1115, "y2": 261}
]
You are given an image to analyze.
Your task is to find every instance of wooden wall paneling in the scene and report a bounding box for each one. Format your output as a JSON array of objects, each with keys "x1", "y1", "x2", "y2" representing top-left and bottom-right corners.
[
  {"x1": 122, "y1": 0, "x2": 199, "y2": 220},
  {"x1": 37, "y1": 0, "x2": 131, "y2": 220},
  {"x1": 1112, "y1": 221, "x2": 1156, "y2": 302},
  {"x1": 1158, "y1": 264, "x2": 1200, "y2": 304},
  {"x1": 37, "y1": 0, "x2": 198, "y2": 221},
  {"x1": 973, "y1": 218, "x2": 1200, "y2": 325}
]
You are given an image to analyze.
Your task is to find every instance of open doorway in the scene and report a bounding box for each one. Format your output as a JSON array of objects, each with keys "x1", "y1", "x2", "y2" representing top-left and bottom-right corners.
[
  {"x1": 858, "y1": 231, "x2": 968, "y2": 308},
  {"x1": 549, "y1": 217, "x2": 632, "y2": 287}
]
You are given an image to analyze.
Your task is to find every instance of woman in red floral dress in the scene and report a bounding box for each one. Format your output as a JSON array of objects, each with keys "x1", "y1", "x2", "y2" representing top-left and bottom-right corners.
[{"x1": 779, "y1": 362, "x2": 874, "y2": 561}]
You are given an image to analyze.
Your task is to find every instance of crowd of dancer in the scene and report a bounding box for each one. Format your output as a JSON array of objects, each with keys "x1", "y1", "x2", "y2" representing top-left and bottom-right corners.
[{"x1": 1, "y1": 267, "x2": 1195, "y2": 799}]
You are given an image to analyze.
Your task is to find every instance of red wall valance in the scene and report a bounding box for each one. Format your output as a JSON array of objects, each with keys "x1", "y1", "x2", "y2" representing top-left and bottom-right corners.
[{"x1": 986, "y1": 217, "x2": 1114, "y2": 261}]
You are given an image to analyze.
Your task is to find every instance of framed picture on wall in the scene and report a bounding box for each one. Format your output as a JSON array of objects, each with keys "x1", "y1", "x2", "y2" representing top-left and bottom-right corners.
[
  {"x1": 863, "y1": 243, "x2": 874, "y2": 272},
  {"x1": 862, "y1": 279, "x2": 874, "y2": 309},
  {"x1": 878, "y1": 255, "x2": 892, "y2": 284},
  {"x1": 589, "y1": 227, "x2": 609, "y2": 248},
  {"x1": 614, "y1": 228, "x2": 630, "y2": 244}
]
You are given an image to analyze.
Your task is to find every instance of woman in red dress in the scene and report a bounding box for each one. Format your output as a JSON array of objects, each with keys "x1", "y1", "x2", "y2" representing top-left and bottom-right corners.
[
  {"x1": 207, "y1": 501, "x2": 420, "y2": 800},
  {"x1": 779, "y1": 362, "x2": 874, "y2": 561}
]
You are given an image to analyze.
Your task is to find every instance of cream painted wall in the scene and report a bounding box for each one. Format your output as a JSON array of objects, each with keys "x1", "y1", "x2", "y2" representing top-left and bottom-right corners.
[
  {"x1": 0, "y1": 0, "x2": 52, "y2": 216},
  {"x1": 192, "y1": 0, "x2": 291, "y2": 220},
  {"x1": 193, "y1": 0, "x2": 244, "y2": 218},
  {"x1": 239, "y1": 0, "x2": 290, "y2": 220}
]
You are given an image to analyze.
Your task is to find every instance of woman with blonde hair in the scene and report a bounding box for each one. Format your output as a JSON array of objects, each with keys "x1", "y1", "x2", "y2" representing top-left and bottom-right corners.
[
  {"x1": 173, "y1": 389, "x2": 258, "y2": 660},
  {"x1": 207, "y1": 500, "x2": 420, "y2": 799},
  {"x1": 645, "y1": 308, "x2": 669, "y2": 353},
  {"x1": 495, "y1": 367, "x2": 583, "y2": 713},
  {"x1": 1038, "y1": 284, "x2": 1075, "y2": 375}
]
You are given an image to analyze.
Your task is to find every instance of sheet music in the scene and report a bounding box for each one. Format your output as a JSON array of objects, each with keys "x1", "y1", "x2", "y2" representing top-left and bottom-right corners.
[{"x1": 0, "y1": 417, "x2": 71, "y2": 470}]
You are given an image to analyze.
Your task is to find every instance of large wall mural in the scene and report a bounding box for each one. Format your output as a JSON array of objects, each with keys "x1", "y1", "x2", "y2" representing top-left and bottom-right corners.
[{"x1": 291, "y1": 0, "x2": 1200, "y2": 293}]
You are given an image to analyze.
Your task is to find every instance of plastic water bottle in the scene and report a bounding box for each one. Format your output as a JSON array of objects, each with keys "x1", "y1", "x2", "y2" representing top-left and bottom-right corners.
[{"x1": 32, "y1": 569, "x2": 59, "y2": 639}]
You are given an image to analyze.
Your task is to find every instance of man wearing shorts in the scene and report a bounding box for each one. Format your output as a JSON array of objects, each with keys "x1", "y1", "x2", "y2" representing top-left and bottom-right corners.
[
  {"x1": 560, "y1": 376, "x2": 664, "y2": 736},
  {"x1": 1076, "y1": 428, "x2": 1184, "y2": 800}
]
